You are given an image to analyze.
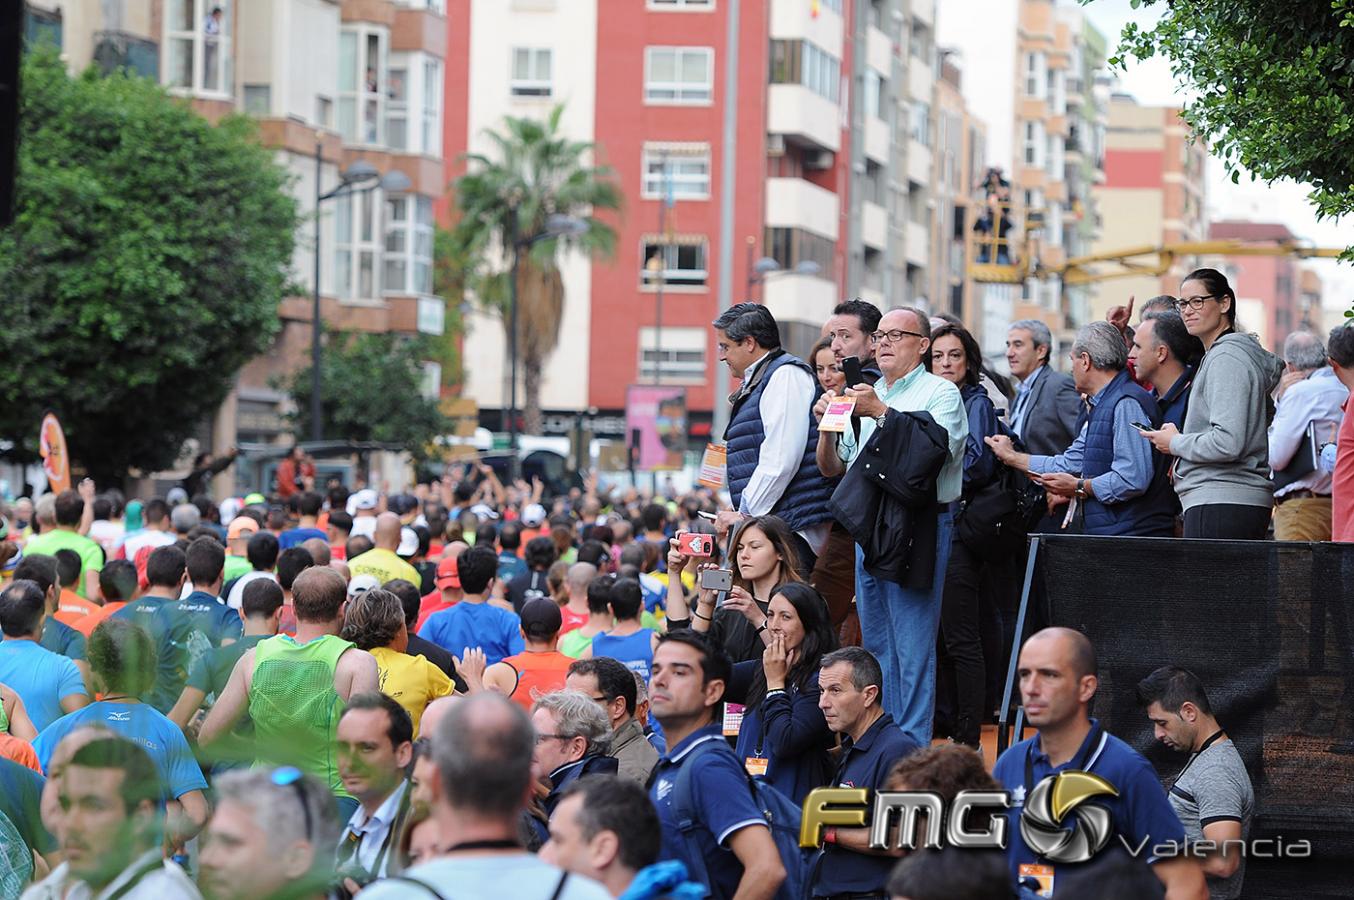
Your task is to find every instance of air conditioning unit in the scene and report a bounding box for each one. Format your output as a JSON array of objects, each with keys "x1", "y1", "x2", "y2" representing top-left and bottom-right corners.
[
  {"x1": 804, "y1": 150, "x2": 834, "y2": 170},
  {"x1": 767, "y1": 134, "x2": 786, "y2": 156}
]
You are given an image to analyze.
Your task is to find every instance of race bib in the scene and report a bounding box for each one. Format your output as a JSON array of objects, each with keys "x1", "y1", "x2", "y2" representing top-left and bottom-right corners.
[
  {"x1": 722, "y1": 702, "x2": 745, "y2": 737},
  {"x1": 818, "y1": 395, "x2": 856, "y2": 433}
]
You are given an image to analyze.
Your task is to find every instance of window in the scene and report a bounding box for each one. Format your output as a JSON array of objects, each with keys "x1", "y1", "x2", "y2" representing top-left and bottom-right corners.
[
  {"x1": 164, "y1": 0, "x2": 231, "y2": 96},
  {"x1": 645, "y1": 47, "x2": 714, "y2": 104},
  {"x1": 768, "y1": 40, "x2": 840, "y2": 103},
  {"x1": 1023, "y1": 52, "x2": 1045, "y2": 98},
  {"x1": 339, "y1": 27, "x2": 388, "y2": 145},
  {"x1": 422, "y1": 58, "x2": 442, "y2": 153},
  {"x1": 765, "y1": 226, "x2": 834, "y2": 275},
  {"x1": 641, "y1": 237, "x2": 708, "y2": 288},
  {"x1": 511, "y1": 48, "x2": 552, "y2": 98},
  {"x1": 1022, "y1": 120, "x2": 1044, "y2": 167},
  {"x1": 864, "y1": 70, "x2": 884, "y2": 120},
  {"x1": 243, "y1": 84, "x2": 270, "y2": 115},
  {"x1": 642, "y1": 144, "x2": 711, "y2": 200},
  {"x1": 638, "y1": 327, "x2": 706, "y2": 383},
  {"x1": 909, "y1": 21, "x2": 930, "y2": 62},
  {"x1": 385, "y1": 195, "x2": 434, "y2": 295},
  {"x1": 316, "y1": 95, "x2": 333, "y2": 129},
  {"x1": 335, "y1": 188, "x2": 383, "y2": 301},
  {"x1": 910, "y1": 101, "x2": 930, "y2": 146},
  {"x1": 387, "y1": 64, "x2": 409, "y2": 150},
  {"x1": 421, "y1": 362, "x2": 442, "y2": 400}
]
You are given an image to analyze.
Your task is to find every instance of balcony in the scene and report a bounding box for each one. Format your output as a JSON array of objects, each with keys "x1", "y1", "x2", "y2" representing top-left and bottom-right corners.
[
  {"x1": 863, "y1": 116, "x2": 889, "y2": 164},
  {"x1": 866, "y1": 26, "x2": 891, "y2": 75},
  {"x1": 763, "y1": 274, "x2": 838, "y2": 329},
  {"x1": 94, "y1": 31, "x2": 159, "y2": 79},
  {"x1": 908, "y1": 55, "x2": 933, "y2": 103},
  {"x1": 906, "y1": 221, "x2": 929, "y2": 268},
  {"x1": 768, "y1": 84, "x2": 841, "y2": 154},
  {"x1": 862, "y1": 201, "x2": 887, "y2": 250},
  {"x1": 907, "y1": 139, "x2": 931, "y2": 187},
  {"x1": 769, "y1": 0, "x2": 844, "y2": 55},
  {"x1": 766, "y1": 176, "x2": 840, "y2": 240}
]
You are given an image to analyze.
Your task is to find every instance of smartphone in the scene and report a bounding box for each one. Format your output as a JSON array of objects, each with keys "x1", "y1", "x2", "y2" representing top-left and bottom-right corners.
[
  {"x1": 676, "y1": 531, "x2": 714, "y2": 557},
  {"x1": 841, "y1": 355, "x2": 864, "y2": 388},
  {"x1": 699, "y1": 568, "x2": 733, "y2": 593},
  {"x1": 697, "y1": 510, "x2": 717, "y2": 521},
  {"x1": 1131, "y1": 421, "x2": 1153, "y2": 431}
]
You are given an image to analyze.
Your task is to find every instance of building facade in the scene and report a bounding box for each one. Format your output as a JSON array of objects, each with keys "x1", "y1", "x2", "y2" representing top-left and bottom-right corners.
[
  {"x1": 928, "y1": 49, "x2": 986, "y2": 332},
  {"x1": 1088, "y1": 94, "x2": 1208, "y2": 321},
  {"x1": 1206, "y1": 221, "x2": 1312, "y2": 351}
]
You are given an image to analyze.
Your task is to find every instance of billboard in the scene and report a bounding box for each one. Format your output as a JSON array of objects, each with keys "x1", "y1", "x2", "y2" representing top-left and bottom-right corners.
[{"x1": 625, "y1": 386, "x2": 687, "y2": 471}]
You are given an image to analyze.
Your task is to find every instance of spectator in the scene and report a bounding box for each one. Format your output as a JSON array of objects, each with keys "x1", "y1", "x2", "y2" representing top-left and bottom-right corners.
[
  {"x1": 1137, "y1": 666, "x2": 1254, "y2": 899},
  {"x1": 713, "y1": 302, "x2": 834, "y2": 576},
  {"x1": 508, "y1": 536, "x2": 559, "y2": 613},
  {"x1": 812, "y1": 335, "x2": 846, "y2": 397},
  {"x1": 1130, "y1": 310, "x2": 1199, "y2": 430},
  {"x1": 646, "y1": 631, "x2": 786, "y2": 900},
  {"x1": 340, "y1": 589, "x2": 453, "y2": 736},
  {"x1": 566, "y1": 657, "x2": 659, "y2": 785},
  {"x1": 419, "y1": 546, "x2": 524, "y2": 665},
  {"x1": 200, "y1": 567, "x2": 380, "y2": 822},
  {"x1": 22, "y1": 737, "x2": 198, "y2": 899},
  {"x1": 223, "y1": 515, "x2": 258, "y2": 583},
  {"x1": 559, "y1": 562, "x2": 601, "y2": 637},
  {"x1": 224, "y1": 530, "x2": 280, "y2": 610},
  {"x1": 349, "y1": 513, "x2": 422, "y2": 587},
  {"x1": 1268, "y1": 331, "x2": 1347, "y2": 540},
  {"x1": 812, "y1": 647, "x2": 920, "y2": 898},
  {"x1": 528, "y1": 690, "x2": 618, "y2": 842},
  {"x1": 1142, "y1": 269, "x2": 1284, "y2": 539},
  {"x1": 24, "y1": 488, "x2": 104, "y2": 598},
  {"x1": 497, "y1": 521, "x2": 529, "y2": 582},
  {"x1": 668, "y1": 516, "x2": 804, "y2": 665},
  {"x1": 52, "y1": 548, "x2": 103, "y2": 637},
  {"x1": 1005, "y1": 318, "x2": 1082, "y2": 457},
  {"x1": 825, "y1": 298, "x2": 884, "y2": 382},
  {"x1": 991, "y1": 628, "x2": 1206, "y2": 898},
  {"x1": 814, "y1": 308, "x2": 967, "y2": 746},
  {"x1": 383, "y1": 578, "x2": 463, "y2": 689},
  {"x1": 33, "y1": 618, "x2": 210, "y2": 844},
  {"x1": 0, "y1": 580, "x2": 89, "y2": 731},
  {"x1": 360, "y1": 693, "x2": 609, "y2": 900},
  {"x1": 1328, "y1": 324, "x2": 1354, "y2": 542},
  {"x1": 561, "y1": 575, "x2": 615, "y2": 658},
  {"x1": 275, "y1": 446, "x2": 312, "y2": 500},
  {"x1": 723, "y1": 582, "x2": 836, "y2": 805},
  {"x1": 181, "y1": 447, "x2": 239, "y2": 499},
  {"x1": 583, "y1": 577, "x2": 658, "y2": 680},
  {"x1": 199, "y1": 766, "x2": 340, "y2": 900},
  {"x1": 885, "y1": 846, "x2": 1012, "y2": 900},
  {"x1": 482, "y1": 598, "x2": 574, "y2": 711},
  {"x1": 335, "y1": 693, "x2": 416, "y2": 884},
  {"x1": 279, "y1": 492, "x2": 327, "y2": 550},
  {"x1": 989, "y1": 321, "x2": 1176, "y2": 537},
  {"x1": 542, "y1": 775, "x2": 706, "y2": 900}
]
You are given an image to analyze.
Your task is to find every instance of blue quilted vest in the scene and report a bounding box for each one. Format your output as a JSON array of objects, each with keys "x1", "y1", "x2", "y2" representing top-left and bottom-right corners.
[
  {"x1": 1080, "y1": 369, "x2": 1176, "y2": 536},
  {"x1": 724, "y1": 351, "x2": 834, "y2": 533}
]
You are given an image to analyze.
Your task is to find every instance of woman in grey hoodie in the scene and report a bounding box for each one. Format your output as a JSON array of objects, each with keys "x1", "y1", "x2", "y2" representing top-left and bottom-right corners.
[{"x1": 1141, "y1": 268, "x2": 1283, "y2": 538}]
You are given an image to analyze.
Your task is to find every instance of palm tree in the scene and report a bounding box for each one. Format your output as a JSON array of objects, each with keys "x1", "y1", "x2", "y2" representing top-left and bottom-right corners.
[{"x1": 450, "y1": 105, "x2": 621, "y2": 436}]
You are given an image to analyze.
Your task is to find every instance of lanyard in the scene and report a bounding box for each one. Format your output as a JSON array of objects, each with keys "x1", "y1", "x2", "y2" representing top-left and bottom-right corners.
[
  {"x1": 1175, "y1": 729, "x2": 1225, "y2": 782},
  {"x1": 1024, "y1": 722, "x2": 1103, "y2": 798},
  {"x1": 440, "y1": 839, "x2": 520, "y2": 853}
]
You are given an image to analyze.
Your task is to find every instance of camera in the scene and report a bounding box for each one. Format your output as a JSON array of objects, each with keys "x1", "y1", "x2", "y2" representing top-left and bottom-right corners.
[
  {"x1": 699, "y1": 568, "x2": 733, "y2": 593},
  {"x1": 676, "y1": 531, "x2": 714, "y2": 557}
]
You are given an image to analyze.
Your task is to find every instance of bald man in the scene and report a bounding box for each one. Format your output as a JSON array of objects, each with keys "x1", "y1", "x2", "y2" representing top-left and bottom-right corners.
[
  {"x1": 348, "y1": 512, "x2": 421, "y2": 587},
  {"x1": 992, "y1": 628, "x2": 1206, "y2": 900}
]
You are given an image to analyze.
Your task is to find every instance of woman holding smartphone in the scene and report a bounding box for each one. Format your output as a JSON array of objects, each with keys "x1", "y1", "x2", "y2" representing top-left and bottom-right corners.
[{"x1": 663, "y1": 515, "x2": 803, "y2": 663}]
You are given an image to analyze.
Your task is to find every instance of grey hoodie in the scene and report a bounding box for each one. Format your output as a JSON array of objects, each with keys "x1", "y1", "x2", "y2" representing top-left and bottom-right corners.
[{"x1": 1169, "y1": 331, "x2": 1284, "y2": 510}]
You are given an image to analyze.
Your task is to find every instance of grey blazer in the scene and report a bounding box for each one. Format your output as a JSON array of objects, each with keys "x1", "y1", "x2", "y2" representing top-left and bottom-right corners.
[{"x1": 1016, "y1": 367, "x2": 1083, "y2": 456}]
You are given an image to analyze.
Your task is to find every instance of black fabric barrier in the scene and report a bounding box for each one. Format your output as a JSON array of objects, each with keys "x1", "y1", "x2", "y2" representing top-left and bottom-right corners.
[{"x1": 1034, "y1": 535, "x2": 1354, "y2": 898}]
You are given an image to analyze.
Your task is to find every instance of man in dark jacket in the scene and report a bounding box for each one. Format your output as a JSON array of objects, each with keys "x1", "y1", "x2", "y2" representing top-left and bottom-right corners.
[
  {"x1": 814, "y1": 307, "x2": 967, "y2": 747},
  {"x1": 528, "y1": 688, "x2": 618, "y2": 845}
]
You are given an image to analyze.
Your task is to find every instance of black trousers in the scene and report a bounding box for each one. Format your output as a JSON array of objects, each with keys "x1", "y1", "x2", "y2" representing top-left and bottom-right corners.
[
  {"x1": 1182, "y1": 503, "x2": 1271, "y2": 540},
  {"x1": 940, "y1": 538, "x2": 986, "y2": 748}
]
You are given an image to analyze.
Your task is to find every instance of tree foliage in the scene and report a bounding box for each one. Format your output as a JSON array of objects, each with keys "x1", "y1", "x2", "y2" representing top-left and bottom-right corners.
[
  {"x1": 1110, "y1": 0, "x2": 1354, "y2": 253},
  {"x1": 281, "y1": 331, "x2": 448, "y2": 461},
  {"x1": 0, "y1": 51, "x2": 298, "y2": 482},
  {"x1": 449, "y1": 105, "x2": 622, "y2": 434}
]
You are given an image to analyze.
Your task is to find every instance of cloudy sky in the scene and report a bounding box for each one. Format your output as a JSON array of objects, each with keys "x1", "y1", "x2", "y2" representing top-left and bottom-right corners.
[{"x1": 937, "y1": 0, "x2": 1353, "y2": 313}]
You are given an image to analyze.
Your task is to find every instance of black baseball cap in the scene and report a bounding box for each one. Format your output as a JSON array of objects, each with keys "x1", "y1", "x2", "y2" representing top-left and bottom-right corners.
[{"x1": 519, "y1": 597, "x2": 563, "y2": 640}]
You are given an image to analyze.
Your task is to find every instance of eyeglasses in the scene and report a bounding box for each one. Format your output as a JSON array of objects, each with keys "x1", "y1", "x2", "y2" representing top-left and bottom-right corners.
[
  {"x1": 1175, "y1": 295, "x2": 1218, "y2": 311},
  {"x1": 271, "y1": 766, "x2": 314, "y2": 841},
  {"x1": 871, "y1": 329, "x2": 926, "y2": 344},
  {"x1": 535, "y1": 733, "x2": 569, "y2": 744}
]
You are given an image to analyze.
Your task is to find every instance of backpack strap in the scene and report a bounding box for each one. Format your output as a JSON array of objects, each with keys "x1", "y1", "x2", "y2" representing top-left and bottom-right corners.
[
  {"x1": 670, "y1": 737, "x2": 730, "y2": 890},
  {"x1": 547, "y1": 870, "x2": 570, "y2": 900}
]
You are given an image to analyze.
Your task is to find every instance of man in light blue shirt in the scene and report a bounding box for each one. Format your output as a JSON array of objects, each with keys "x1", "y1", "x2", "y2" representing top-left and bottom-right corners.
[
  {"x1": 0, "y1": 580, "x2": 89, "y2": 731},
  {"x1": 815, "y1": 307, "x2": 967, "y2": 746}
]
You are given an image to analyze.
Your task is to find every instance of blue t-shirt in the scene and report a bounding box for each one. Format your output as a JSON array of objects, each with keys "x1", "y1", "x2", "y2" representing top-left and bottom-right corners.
[
  {"x1": 33, "y1": 701, "x2": 208, "y2": 800},
  {"x1": 110, "y1": 595, "x2": 202, "y2": 712},
  {"x1": 418, "y1": 601, "x2": 524, "y2": 665},
  {"x1": 649, "y1": 725, "x2": 768, "y2": 900},
  {"x1": 992, "y1": 719, "x2": 1188, "y2": 888},
  {"x1": 0, "y1": 639, "x2": 87, "y2": 731},
  {"x1": 496, "y1": 551, "x2": 528, "y2": 584},
  {"x1": 170, "y1": 592, "x2": 244, "y2": 654},
  {"x1": 590, "y1": 630, "x2": 655, "y2": 683},
  {"x1": 279, "y1": 527, "x2": 327, "y2": 550},
  {"x1": 39, "y1": 616, "x2": 85, "y2": 661}
]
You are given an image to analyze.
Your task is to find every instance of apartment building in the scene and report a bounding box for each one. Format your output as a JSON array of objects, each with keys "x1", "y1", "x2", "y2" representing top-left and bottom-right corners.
[
  {"x1": 28, "y1": 0, "x2": 447, "y2": 456},
  {"x1": 1206, "y1": 221, "x2": 1312, "y2": 351},
  {"x1": 1088, "y1": 94, "x2": 1208, "y2": 321},
  {"x1": 446, "y1": 0, "x2": 935, "y2": 446},
  {"x1": 928, "y1": 49, "x2": 986, "y2": 332}
]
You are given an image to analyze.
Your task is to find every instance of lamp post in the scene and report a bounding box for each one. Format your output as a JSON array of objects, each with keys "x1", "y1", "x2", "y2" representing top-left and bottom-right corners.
[
  {"x1": 311, "y1": 144, "x2": 411, "y2": 442},
  {"x1": 506, "y1": 211, "x2": 587, "y2": 482}
]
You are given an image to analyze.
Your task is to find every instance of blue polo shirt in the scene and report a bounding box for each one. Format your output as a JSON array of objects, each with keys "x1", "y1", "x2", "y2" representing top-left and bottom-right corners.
[
  {"x1": 418, "y1": 601, "x2": 523, "y2": 665},
  {"x1": 992, "y1": 719, "x2": 1187, "y2": 890},
  {"x1": 649, "y1": 724, "x2": 769, "y2": 900},
  {"x1": 814, "y1": 712, "x2": 922, "y2": 897}
]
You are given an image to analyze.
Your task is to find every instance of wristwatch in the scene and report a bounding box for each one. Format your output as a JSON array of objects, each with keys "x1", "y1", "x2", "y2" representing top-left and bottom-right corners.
[
  {"x1": 1075, "y1": 479, "x2": 1088, "y2": 499},
  {"x1": 874, "y1": 412, "x2": 888, "y2": 428}
]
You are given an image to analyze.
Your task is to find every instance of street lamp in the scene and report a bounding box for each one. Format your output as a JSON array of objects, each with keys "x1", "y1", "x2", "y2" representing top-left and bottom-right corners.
[
  {"x1": 506, "y1": 210, "x2": 587, "y2": 481},
  {"x1": 311, "y1": 144, "x2": 412, "y2": 442}
]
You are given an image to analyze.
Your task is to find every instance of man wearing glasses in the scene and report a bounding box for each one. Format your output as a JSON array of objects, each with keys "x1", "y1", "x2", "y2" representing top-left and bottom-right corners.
[
  {"x1": 566, "y1": 656, "x2": 658, "y2": 784},
  {"x1": 814, "y1": 307, "x2": 967, "y2": 747}
]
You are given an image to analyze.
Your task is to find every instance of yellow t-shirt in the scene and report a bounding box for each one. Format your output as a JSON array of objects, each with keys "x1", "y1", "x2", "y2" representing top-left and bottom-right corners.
[
  {"x1": 370, "y1": 646, "x2": 454, "y2": 737},
  {"x1": 348, "y1": 548, "x2": 421, "y2": 590}
]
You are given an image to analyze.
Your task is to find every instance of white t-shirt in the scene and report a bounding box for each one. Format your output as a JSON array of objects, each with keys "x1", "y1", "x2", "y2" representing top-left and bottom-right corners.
[{"x1": 360, "y1": 854, "x2": 609, "y2": 900}]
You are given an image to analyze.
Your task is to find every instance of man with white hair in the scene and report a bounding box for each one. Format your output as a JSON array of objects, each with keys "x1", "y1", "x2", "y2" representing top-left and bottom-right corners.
[
  {"x1": 1269, "y1": 329, "x2": 1348, "y2": 540},
  {"x1": 989, "y1": 321, "x2": 1175, "y2": 537},
  {"x1": 1005, "y1": 318, "x2": 1082, "y2": 455}
]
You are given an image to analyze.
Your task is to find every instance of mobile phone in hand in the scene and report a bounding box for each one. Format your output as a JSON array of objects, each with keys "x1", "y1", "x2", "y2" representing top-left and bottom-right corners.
[
  {"x1": 1131, "y1": 421, "x2": 1153, "y2": 431},
  {"x1": 699, "y1": 568, "x2": 733, "y2": 593},
  {"x1": 841, "y1": 355, "x2": 864, "y2": 388}
]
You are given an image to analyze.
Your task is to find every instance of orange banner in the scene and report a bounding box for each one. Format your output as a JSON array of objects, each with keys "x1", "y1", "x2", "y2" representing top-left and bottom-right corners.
[{"x1": 39, "y1": 411, "x2": 70, "y2": 494}]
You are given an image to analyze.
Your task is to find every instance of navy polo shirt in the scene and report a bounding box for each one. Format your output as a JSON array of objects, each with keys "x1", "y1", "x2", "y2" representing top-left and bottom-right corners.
[
  {"x1": 814, "y1": 712, "x2": 922, "y2": 897},
  {"x1": 649, "y1": 724, "x2": 768, "y2": 900},
  {"x1": 992, "y1": 719, "x2": 1187, "y2": 889}
]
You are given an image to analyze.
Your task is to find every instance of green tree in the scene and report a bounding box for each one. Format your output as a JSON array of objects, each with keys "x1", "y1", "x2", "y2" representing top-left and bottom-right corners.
[
  {"x1": 1110, "y1": 0, "x2": 1354, "y2": 251},
  {"x1": 281, "y1": 331, "x2": 448, "y2": 461},
  {"x1": 0, "y1": 52, "x2": 297, "y2": 483},
  {"x1": 449, "y1": 105, "x2": 621, "y2": 435}
]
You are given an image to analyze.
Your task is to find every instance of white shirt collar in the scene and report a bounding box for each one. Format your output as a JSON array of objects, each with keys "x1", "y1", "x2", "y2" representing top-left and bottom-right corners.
[{"x1": 347, "y1": 779, "x2": 408, "y2": 835}]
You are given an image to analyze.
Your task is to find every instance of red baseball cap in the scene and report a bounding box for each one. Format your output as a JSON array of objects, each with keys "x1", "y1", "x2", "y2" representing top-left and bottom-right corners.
[{"x1": 435, "y1": 555, "x2": 460, "y2": 589}]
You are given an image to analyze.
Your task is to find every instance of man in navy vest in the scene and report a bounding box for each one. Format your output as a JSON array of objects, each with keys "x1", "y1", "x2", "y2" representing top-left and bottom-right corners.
[
  {"x1": 988, "y1": 321, "x2": 1175, "y2": 537},
  {"x1": 712, "y1": 303, "x2": 834, "y2": 574}
]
